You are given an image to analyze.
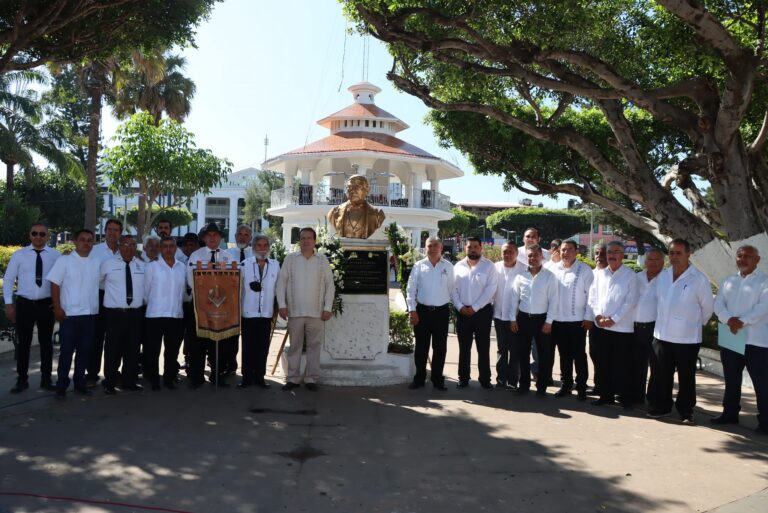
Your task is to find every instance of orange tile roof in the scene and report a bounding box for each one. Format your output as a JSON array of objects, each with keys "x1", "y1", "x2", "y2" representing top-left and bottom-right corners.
[
  {"x1": 283, "y1": 131, "x2": 438, "y2": 159},
  {"x1": 317, "y1": 103, "x2": 408, "y2": 130}
]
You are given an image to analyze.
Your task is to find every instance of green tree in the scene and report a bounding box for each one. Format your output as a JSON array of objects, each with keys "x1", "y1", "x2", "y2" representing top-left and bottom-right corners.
[
  {"x1": 15, "y1": 169, "x2": 94, "y2": 235},
  {"x1": 119, "y1": 205, "x2": 193, "y2": 232},
  {"x1": 42, "y1": 65, "x2": 91, "y2": 172},
  {"x1": 345, "y1": 1, "x2": 768, "y2": 281},
  {"x1": 103, "y1": 111, "x2": 231, "y2": 238},
  {"x1": 485, "y1": 208, "x2": 589, "y2": 245},
  {"x1": 242, "y1": 169, "x2": 284, "y2": 237},
  {"x1": 438, "y1": 208, "x2": 478, "y2": 238},
  {"x1": 0, "y1": 196, "x2": 41, "y2": 245}
]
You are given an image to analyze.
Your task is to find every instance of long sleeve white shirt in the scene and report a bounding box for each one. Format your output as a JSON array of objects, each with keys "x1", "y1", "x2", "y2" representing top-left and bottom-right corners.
[
  {"x1": 551, "y1": 260, "x2": 594, "y2": 322},
  {"x1": 405, "y1": 257, "x2": 454, "y2": 311},
  {"x1": 46, "y1": 252, "x2": 101, "y2": 316},
  {"x1": 451, "y1": 257, "x2": 499, "y2": 312},
  {"x1": 714, "y1": 270, "x2": 768, "y2": 348},
  {"x1": 634, "y1": 272, "x2": 660, "y2": 323},
  {"x1": 144, "y1": 259, "x2": 186, "y2": 318},
  {"x1": 241, "y1": 257, "x2": 280, "y2": 318},
  {"x1": 654, "y1": 265, "x2": 715, "y2": 344},
  {"x1": 275, "y1": 251, "x2": 335, "y2": 317},
  {"x1": 508, "y1": 268, "x2": 559, "y2": 324},
  {"x1": 492, "y1": 260, "x2": 527, "y2": 320},
  {"x1": 3, "y1": 245, "x2": 60, "y2": 303},
  {"x1": 588, "y1": 265, "x2": 638, "y2": 333},
  {"x1": 100, "y1": 256, "x2": 146, "y2": 309},
  {"x1": 517, "y1": 246, "x2": 551, "y2": 266},
  {"x1": 228, "y1": 246, "x2": 254, "y2": 263}
]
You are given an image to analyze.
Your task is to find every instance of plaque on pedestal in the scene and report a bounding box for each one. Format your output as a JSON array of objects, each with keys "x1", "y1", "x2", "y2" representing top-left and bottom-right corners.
[{"x1": 342, "y1": 249, "x2": 388, "y2": 294}]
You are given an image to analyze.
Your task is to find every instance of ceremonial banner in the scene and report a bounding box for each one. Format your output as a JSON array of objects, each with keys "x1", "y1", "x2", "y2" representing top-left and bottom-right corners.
[{"x1": 192, "y1": 262, "x2": 241, "y2": 341}]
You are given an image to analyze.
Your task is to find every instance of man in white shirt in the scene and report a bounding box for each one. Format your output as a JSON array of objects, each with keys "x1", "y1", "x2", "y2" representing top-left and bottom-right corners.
[
  {"x1": 648, "y1": 238, "x2": 714, "y2": 424},
  {"x1": 406, "y1": 236, "x2": 455, "y2": 390},
  {"x1": 517, "y1": 228, "x2": 551, "y2": 266},
  {"x1": 544, "y1": 239, "x2": 562, "y2": 271},
  {"x1": 587, "y1": 243, "x2": 608, "y2": 396},
  {"x1": 509, "y1": 244, "x2": 559, "y2": 395},
  {"x1": 712, "y1": 245, "x2": 768, "y2": 434},
  {"x1": 155, "y1": 218, "x2": 186, "y2": 261},
  {"x1": 492, "y1": 241, "x2": 526, "y2": 389},
  {"x1": 141, "y1": 234, "x2": 161, "y2": 263},
  {"x1": 100, "y1": 235, "x2": 146, "y2": 394},
  {"x1": 633, "y1": 248, "x2": 664, "y2": 407},
  {"x1": 239, "y1": 234, "x2": 280, "y2": 389},
  {"x1": 179, "y1": 233, "x2": 200, "y2": 371},
  {"x1": 276, "y1": 227, "x2": 335, "y2": 391},
  {"x1": 3, "y1": 223, "x2": 60, "y2": 392},
  {"x1": 144, "y1": 236, "x2": 187, "y2": 391},
  {"x1": 588, "y1": 241, "x2": 638, "y2": 407},
  {"x1": 551, "y1": 240, "x2": 594, "y2": 400},
  {"x1": 452, "y1": 237, "x2": 499, "y2": 389},
  {"x1": 228, "y1": 224, "x2": 254, "y2": 264},
  {"x1": 47, "y1": 229, "x2": 101, "y2": 398},
  {"x1": 187, "y1": 223, "x2": 236, "y2": 388},
  {"x1": 86, "y1": 218, "x2": 122, "y2": 385}
]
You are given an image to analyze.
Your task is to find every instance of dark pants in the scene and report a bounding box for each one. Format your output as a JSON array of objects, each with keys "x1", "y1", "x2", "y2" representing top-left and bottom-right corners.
[
  {"x1": 456, "y1": 304, "x2": 493, "y2": 384},
  {"x1": 241, "y1": 317, "x2": 273, "y2": 384},
  {"x1": 182, "y1": 301, "x2": 195, "y2": 365},
  {"x1": 86, "y1": 290, "x2": 106, "y2": 380},
  {"x1": 56, "y1": 315, "x2": 95, "y2": 391},
  {"x1": 653, "y1": 339, "x2": 701, "y2": 417},
  {"x1": 145, "y1": 317, "x2": 184, "y2": 386},
  {"x1": 494, "y1": 318, "x2": 518, "y2": 387},
  {"x1": 516, "y1": 312, "x2": 553, "y2": 392},
  {"x1": 103, "y1": 308, "x2": 142, "y2": 389},
  {"x1": 588, "y1": 327, "x2": 604, "y2": 392},
  {"x1": 633, "y1": 322, "x2": 656, "y2": 405},
  {"x1": 222, "y1": 336, "x2": 239, "y2": 373},
  {"x1": 721, "y1": 345, "x2": 768, "y2": 427},
  {"x1": 596, "y1": 330, "x2": 633, "y2": 403},
  {"x1": 14, "y1": 297, "x2": 55, "y2": 384},
  {"x1": 553, "y1": 320, "x2": 588, "y2": 391},
  {"x1": 413, "y1": 304, "x2": 450, "y2": 386}
]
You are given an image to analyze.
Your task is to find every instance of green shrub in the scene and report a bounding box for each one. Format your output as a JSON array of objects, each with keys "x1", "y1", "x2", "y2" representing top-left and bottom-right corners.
[
  {"x1": 623, "y1": 260, "x2": 642, "y2": 273},
  {"x1": 388, "y1": 309, "x2": 414, "y2": 354},
  {"x1": 55, "y1": 243, "x2": 75, "y2": 255},
  {"x1": 0, "y1": 246, "x2": 23, "y2": 276},
  {"x1": 576, "y1": 254, "x2": 596, "y2": 269},
  {"x1": 457, "y1": 244, "x2": 502, "y2": 262}
]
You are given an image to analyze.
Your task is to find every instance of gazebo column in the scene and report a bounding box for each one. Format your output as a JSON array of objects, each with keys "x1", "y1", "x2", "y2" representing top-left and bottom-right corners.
[{"x1": 410, "y1": 164, "x2": 426, "y2": 208}]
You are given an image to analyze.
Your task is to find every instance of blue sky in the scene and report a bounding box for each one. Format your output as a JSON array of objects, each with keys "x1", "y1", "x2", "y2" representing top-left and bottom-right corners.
[{"x1": 101, "y1": 0, "x2": 567, "y2": 208}]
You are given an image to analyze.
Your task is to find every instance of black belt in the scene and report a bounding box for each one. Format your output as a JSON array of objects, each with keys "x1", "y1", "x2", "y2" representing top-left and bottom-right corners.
[
  {"x1": 417, "y1": 303, "x2": 449, "y2": 311},
  {"x1": 16, "y1": 296, "x2": 51, "y2": 304},
  {"x1": 519, "y1": 311, "x2": 546, "y2": 318},
  {"x1": 104, "y1": 307, "x2": 142, "y2": 313},
  {"x1": 634, "y1": 321, "x2": 655, "y2": 328}
]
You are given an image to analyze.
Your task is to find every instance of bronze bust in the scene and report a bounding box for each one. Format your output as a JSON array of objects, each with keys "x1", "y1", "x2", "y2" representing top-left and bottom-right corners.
[{"x1": 327, "y1": 175, "x2": 385, "y2": 239}]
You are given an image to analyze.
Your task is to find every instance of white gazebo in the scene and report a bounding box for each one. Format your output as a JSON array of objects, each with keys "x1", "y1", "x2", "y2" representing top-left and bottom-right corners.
[{"x1": 265, "y1": 81, "x2": 463, "y2": 247}]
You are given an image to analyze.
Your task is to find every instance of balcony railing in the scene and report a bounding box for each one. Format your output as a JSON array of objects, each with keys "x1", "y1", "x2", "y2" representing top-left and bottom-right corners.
[{"x1": 270, "y1": 183, "x2": 451, "y2": 212}]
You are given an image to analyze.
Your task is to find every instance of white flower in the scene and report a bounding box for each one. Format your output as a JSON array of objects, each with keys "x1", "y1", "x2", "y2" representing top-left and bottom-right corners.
[{"x1": 318, "y1": 247, "x2": 327, "y2": 255}]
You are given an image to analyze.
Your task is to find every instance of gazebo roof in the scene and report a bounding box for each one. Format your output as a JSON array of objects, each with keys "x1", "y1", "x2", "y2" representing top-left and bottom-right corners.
[{"x1": 282, "y1": 131, "x2": 438, "y2": 160}]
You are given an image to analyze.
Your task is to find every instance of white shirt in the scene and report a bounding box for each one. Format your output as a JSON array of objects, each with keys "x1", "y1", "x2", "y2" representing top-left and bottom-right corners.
[
  {"x1": 100, "y1": 256, "x2": 145, "y2": 309},
  {"x1": 3, "y1": 245, "x2": 60, "y2": 303},
  {"x1": 654, "y1": 265, "x2": 715, "y2": 344},
  {"x1": 46, "y1": 252, "x2": 100, "y2": 316},
  {"x1": 228, "y1": 246, "x2": 254, "y2": 263},
  {"x1": 144, "y1": 258, "x2": 186, "y2": 318},
  {"x1": 508, "y1": 268, "x2": 559, "y2": 323},
  {"x1": 588, "y1": 265, "x2": 638, "y2": 333},
  {"x1": 492, "y1": 260, "x2": 527, "y2": 320},
  {"x1": 715, "y1": 269, "x2": 768, "y2": 348},
  {"x1": 187, "y1": 246, "x2": 237, "y2": 287},
  {"x1": 141, "y1": 253, "x2": 160, "y2": 264},
  {"x1": 241, "y1": 257, "x2": 280, "y2": 318},
  {"x1": 551, "y1": 260, "x2": 594, "y2": 322},
  {"x1": 634, "y1": 272, "x2": 660, "y2": 323},
  {"x1": 91, "y1": 242, "x2": 120, "y2": 290},
  {"x1": 517, "y1": 246, "x2": 551, "y2": 266},
  {"x1": 276, "y1": 251, "x2": 335, "y2": 317},
  {"x1": 451, "y1": 257, "x2": 499, "y2": 312},
  {"x1": 406, "y1": 257, "x2": 455, "y2": 311}
]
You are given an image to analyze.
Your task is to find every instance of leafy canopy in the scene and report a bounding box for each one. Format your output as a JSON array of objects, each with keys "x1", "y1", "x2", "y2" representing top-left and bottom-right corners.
[{"x1": 485, "y1": 207, "x2": 589, "y2": 245}]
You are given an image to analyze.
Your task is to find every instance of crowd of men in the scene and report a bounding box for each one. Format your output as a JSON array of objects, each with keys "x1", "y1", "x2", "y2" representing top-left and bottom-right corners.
[
  {"x1": 3, "y1": 222, "x2": 766, "y2": 434},
  {"x1": 406, "y1": 228, "x2": 767, "y2": 434}
]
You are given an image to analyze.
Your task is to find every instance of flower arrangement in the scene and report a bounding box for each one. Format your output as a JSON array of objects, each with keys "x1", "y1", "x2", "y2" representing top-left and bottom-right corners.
[
  {"x1": 269, "y1": 238, "x2": 286, "y2": 265},
  {"x1": 316, "y1": 226, "x2": 345, "y2": 316},
  {"x1": 385, "y1": 222, "x2": 421, "y2": 300}
]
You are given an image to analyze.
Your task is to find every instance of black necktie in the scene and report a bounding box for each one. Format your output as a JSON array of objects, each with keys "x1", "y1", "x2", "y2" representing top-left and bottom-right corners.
[
  {"x1": 210, "y1": 250, "x2": 216, "y2": 263},
  {"x1": 125, "y1": 262, "x2": 133, "y2": 306},
  {"x1": 240, "y1": 248, "x2": 246, "y2": 263},
  {"x1": 34, "y1": 249, "x2": 43, "y2": 287}
]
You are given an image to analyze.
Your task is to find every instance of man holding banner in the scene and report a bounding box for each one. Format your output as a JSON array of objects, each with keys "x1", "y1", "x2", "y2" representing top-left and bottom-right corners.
[{"x1": 713, "y1": 245, "x2": 768, "y2": 434}]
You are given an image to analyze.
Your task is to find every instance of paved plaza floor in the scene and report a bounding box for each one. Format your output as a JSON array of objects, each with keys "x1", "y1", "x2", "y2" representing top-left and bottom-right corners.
[{"x1": 0, "y1": 327, "x2": 766, "y2": 513}]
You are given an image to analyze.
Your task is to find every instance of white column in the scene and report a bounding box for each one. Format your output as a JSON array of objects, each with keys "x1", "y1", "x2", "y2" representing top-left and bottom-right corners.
[
  {"x1": 298, "y1": 169, "x2": 311, "y2": 185},
  {"x1": 282, "y1": 223, "x2": 292, "y2": 244},
  {"x1": 285, "y1": 173, "x2": 295, "y2": 188},
  {"x1": 431, "y1": 177, "x2": 440, "y2": 191},
  {"x1": 410, "y1": 164, "x2": 426, "y2": 208},
  {"x1": 428, "y1": 229, "x2": 438, "y2": 240},
  {"x1": 410, "y1": 228, "x2": 421, "y2": 249},
  {"x1": 227, "y1": 196, "x2": 239, "y2": 243}
]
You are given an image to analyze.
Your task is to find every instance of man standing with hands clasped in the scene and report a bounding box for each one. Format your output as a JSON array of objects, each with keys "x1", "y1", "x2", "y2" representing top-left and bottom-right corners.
[{"x1": 492, "y1": 241, "x2": 526, "y2": 390}]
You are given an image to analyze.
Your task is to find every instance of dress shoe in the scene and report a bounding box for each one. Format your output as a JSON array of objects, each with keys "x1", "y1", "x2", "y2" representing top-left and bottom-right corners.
[
  {"x1": 84, "y1": 377, "x2": 100, "y2": 388},
  {"x1": 433, "y1": 383, "x2": 448, "y2": 391},
  {"x1": 456, "y1": 380, "x2": 469, "y2": 389},
  {"x1": 585, "y1": 388, "x2": 600, "y2": 396},
  {"x1": 535, "y1": 389, "x2": 547, "y2": 397},
  {"x1": 124, "y1": 384, "x2": 143, "y2": 391},
  {"x1": 517, "y1": 387, "x2": 530, "y2": 395},
  {"x1": 237, "y1": 381, "x2": 252, "y2": 389},
  {"x1": 104, "y1": 386, "x2": 117, "y2": 395},
  {"x1": 305, "y1": 383, "x2": 319, "y2": 391},
  {"x1": 577, "y1": 390, "x2": 587, "y2": 401},
  {"x1": 480, "y1": 382, "x2": 494, "y2": 390},
  {"x1": 408, "y1": 381, "x2": 425, "y2": 390},
  {"x1": 254, "y1": 380, "x2": 271, "y2": 389},
  {"x1": 646, "y1": 409, "x2": 672, "y2": 419},
  {"x1": 41, "y1": 381, "x2": 57, "y2": 391},
  {"x1": 591, "y1": 398, "x2": 616, "y2": 406},
  {"x1": 10, "y1": 379, "x2": 29, "y2": 393},
  {"x1": 554, "y1": 387, "x2": 572, "y2": 398},
  {"x1": 282, "y1": 382, "x2": 300, "y2": 391},
  {"x1": 681, "y1": 415, "x2": 695, "y2": 425},
  {"x1": 710, "y1": 414, "x2": 739, "y2": 425}
]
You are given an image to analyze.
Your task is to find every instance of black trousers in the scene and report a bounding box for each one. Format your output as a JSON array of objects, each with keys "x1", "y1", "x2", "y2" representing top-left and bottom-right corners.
[
  {"x1": 413, "y1": 304, "x2": 450, "y2": 386},
  {"x1": 596, "y1": 330, "x2": 633, "y2": 402},
  {"x1": 86, "y1": 290, "x2": 106, "y2": 380},
  {"x1": 103, "y1": 308, "x2": 142, "y2": 389},
  {"x1": 494, "y1": 318, "x2": 519, "y2": 387},
  {"x1": 182, "y1": 301, "x2": 195, "y2": 364},
  {"x1": 653, "y1": 339, "x2": 701, "y2": 417},
  {"x1": 241, "y1": 316, "x2": 273, "y2": 383},
  {"x1": 456, "y1": 304, "x2": 493, "y2": 384},
  {"x1": 633, "y1": 322, "x2": 656, "y2": 405},
  {"x1": 221, "y1": 335, "x2": 239, "y2": 373},
  {"x1": 516, "y1": 312, "x2": 553, "y2": 392},
  {"x1": 14, "y1": 297, "x2": 55, "y2": 383},
  {"x1": 553, "y1": 320, "x2": 588, "y2": 391},
  {"x1": 588, "y1": 326, "x2": 603, "y2": 392},
  {"x1": 144, "y1": 317, "x2": 184, "y2": 386},
  {"x1": 721, "y1": 345, "x2": 768, "y2": 427}
]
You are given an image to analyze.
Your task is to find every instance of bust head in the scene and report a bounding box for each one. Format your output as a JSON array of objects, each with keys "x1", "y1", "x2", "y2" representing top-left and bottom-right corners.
[{"x1": 346, "y1": 175, "x2": 370, "y2": 204}]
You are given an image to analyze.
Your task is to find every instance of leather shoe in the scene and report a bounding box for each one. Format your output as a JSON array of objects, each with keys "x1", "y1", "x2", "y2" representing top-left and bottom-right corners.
[
  {"x1": 480, "y1": 382, "x2": 494, "y2": 390},
  {"x1": 554, "y1": 387, "x2": 572, "y2": 398},
  {"x1": 237, "y1": 381, "x2": 252, "y2": 389},
  {"x1": 456, "y1": 380, "x2": 469, "y2": 389},
  {"x1": 585, "y1": 388, "x2": 600, "y2": 396},
  {"x1": 41, "y1": 382, "x2": 57, "y2": 391},
  {"x1": 408, "y1": 381, "x2": 425, "y2": 390},
  {"x1": 433, "y1": 383, "x2": 448, "y2": 391},
  {"x1": 591, "y1": 398, "x2": 616, "y2": 406},
  {"x1": 10, "y1": 380, "x2": 29, "y2": 393},
  {"x1": 282, "y1": 382, "x2": 300, "y2": 391},
  {"x1": 535, "y1": 389, "x2": 547, "y2": 397},
  {"x1": 517, "y1": 387, "x2": 530, "y2": 395},
  {"x1": 577, "y1": 390, "x2": 587, "y2": 401},
  {"x1": 104, "y1": 386, "x2": 117, "y2": 395},
  {"x1": 710, "y1": 414, "x2": 739, "y2": 425}
]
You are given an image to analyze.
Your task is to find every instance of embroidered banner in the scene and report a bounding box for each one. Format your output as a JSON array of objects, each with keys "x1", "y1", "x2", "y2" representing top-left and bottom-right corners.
[{"x1": 192, "y1": 262, "x2": 241, "y2": 341}]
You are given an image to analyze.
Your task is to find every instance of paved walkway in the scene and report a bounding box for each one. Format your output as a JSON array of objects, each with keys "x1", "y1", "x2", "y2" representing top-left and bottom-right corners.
[{"x1": 0, "y1": 327, "x2": 766, "y2": 513}]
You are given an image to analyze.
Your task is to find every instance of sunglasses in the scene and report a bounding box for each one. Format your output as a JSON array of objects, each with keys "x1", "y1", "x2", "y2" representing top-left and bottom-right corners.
[{"x1": 30, "y1": 231, "x2": 47, "y2": 237}]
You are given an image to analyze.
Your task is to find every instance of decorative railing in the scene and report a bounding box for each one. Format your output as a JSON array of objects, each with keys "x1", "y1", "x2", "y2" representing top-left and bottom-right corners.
[{"x1": 270, "y1": 183, "x2": 451, "y2": 211}]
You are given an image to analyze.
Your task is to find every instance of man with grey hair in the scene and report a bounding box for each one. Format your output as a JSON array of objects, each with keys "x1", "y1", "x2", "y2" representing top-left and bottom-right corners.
[
  {"x1": 633, "y1": 248, "x2": 665, "y2": 407},
  {"x1": 713, "y1": 245, "x2": 768, "y2": 434},
  {"x1": 228, "y1": 224, "x2": 254, "y2": 263},
  {"x1": 141, "y1": 234, "x2": 161, "y2": 263}
]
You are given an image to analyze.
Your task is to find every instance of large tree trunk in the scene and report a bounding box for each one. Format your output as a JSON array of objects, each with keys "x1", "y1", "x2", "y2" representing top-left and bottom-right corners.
[
  {"x1": 136, "y1": 182, "x2": 148, "y2": 240},
  {"x1": 4, "y1": 161, "x2": 14, "y2": 199},
  {"x1": 85, "y1": 87, "x2": 101, "y2": 231}
]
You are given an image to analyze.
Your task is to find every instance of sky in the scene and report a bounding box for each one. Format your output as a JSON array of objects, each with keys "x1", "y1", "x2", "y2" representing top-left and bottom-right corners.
[{"x1": 99, "y1": 0, "x2": 568, "y2": 208}]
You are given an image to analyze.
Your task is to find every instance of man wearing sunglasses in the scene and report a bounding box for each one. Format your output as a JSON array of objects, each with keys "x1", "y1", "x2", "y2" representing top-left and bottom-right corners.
[{"x1": 3, "y1": 223, "x2": 61, "y2": 392}]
